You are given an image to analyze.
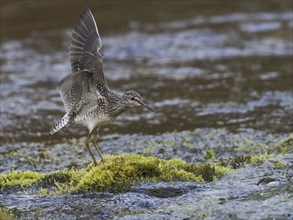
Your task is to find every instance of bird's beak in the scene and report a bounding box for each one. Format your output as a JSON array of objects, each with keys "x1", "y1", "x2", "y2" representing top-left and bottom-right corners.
[
  {"x1": 144, "y1": 104, "x2": 154, "y2": 112},
  {"x1": 140, "y1": 101, "x2": 154, "y2": 112}
]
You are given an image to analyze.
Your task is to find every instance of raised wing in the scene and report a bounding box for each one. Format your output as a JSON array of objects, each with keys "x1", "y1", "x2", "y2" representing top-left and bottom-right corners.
[
  {"x1": 69, "y1": 8, "x2": 109, "y2": 89},
  {"x1": 58, "y1": 70, "x2": 105, "y2": 114}
]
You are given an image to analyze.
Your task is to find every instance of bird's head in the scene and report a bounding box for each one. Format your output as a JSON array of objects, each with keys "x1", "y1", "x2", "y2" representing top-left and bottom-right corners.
[{"x1": 122, "y1": 90, "x2": 153, "y2": 111}]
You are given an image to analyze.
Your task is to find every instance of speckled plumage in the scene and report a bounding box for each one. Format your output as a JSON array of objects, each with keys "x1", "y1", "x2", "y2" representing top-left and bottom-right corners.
[{"x1": 50, "y1": 8, "x2": 152, "y2": 165}]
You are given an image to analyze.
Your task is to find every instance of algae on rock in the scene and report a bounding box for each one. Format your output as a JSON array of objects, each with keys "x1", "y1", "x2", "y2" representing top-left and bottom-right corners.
[{"x1": 0, "y1": 154, "x2": 231, "y2": 194}]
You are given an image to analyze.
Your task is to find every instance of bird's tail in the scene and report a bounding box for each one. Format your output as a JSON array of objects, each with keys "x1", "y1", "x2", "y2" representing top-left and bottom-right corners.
[{"x1": 50, "y1": 114, "x2": 71, "y2": 135}]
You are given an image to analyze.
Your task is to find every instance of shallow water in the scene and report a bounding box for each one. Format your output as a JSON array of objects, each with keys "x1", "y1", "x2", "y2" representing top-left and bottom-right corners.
[
  {"x1": 1, "y1": 1, "x2": 292, "y2": 145},
  {"x1": 0, "y1": 129, "x2": 292, "y2": 219},
  {"x1": 0, "y1": 1, "x2": 292, "y2": 219}
]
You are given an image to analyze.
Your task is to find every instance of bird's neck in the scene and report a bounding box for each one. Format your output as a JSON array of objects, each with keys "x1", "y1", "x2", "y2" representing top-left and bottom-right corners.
[{"x1": 109, "y1": 95, "x2": 128, "y2": 118}]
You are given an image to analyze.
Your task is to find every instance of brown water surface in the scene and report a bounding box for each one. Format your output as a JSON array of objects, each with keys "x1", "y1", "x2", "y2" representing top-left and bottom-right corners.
[{"x1": 1, "y1": 1, "x2": 292, "y2": 145}]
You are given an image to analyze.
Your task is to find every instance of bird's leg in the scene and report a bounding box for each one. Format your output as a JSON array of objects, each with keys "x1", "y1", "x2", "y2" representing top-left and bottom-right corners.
[
  {"x1": 85, "y1": 133, "x2": 98, "y2": 166},
  {"x1": 92, "y1": 128, "x2": 104, "y2": 162}
]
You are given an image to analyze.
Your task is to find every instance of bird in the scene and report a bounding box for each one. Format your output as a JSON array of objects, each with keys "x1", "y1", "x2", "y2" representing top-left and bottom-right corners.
[{"x1": 50, "y1": 8, "x2": 153, "y2": 165}]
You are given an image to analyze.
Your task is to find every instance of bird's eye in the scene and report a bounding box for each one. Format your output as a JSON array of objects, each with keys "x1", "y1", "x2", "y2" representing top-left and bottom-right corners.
[{"x1": 131, "y1": 97, "x2": 135, "y2": 101}]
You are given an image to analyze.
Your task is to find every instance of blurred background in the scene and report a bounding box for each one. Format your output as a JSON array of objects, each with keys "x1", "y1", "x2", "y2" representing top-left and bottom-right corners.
[{"x1": 1, "y1": 1, "x2": 292, "y2": 153}]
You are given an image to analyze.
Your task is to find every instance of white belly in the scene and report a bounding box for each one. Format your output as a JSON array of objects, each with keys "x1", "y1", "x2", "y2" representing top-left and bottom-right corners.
[{"x1": 82, "y1": 114, "x2": 113, "y2": 132}]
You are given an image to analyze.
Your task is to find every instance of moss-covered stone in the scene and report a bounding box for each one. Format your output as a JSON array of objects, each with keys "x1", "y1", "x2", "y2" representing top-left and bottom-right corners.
[
  {"x1": 0, "y1": 154, "x2": 231, "y2": 194},
  {"x1": 0, "y1": 135, "x2": 291, "y2": 195}
]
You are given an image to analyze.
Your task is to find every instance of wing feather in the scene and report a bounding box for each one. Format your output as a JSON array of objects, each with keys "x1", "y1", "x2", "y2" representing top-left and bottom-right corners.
[
  {"x1": 58, "y1": 70, "x2": 107, "y2": 116},
  {"x1": 68, "y1": 8, "x2": 109, "y2": 89}
]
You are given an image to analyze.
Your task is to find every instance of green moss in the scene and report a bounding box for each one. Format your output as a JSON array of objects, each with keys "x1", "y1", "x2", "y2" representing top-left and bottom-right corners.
[
  {"x1": 220, "y1": 155, "x2": 250, "y2": 169},
  {"x1": 276, "y1": 135, "x2": 293, "y2": 154},
  {"x1": 163, "y1": 138, "x2": 176, "y2": 146},
  {"x1": 1, "y1": 133, "x2": 290, "y2": 194},
  {"x1": 76, "y1": 155, "x2": 210, "y2": 192},
  {"x1": 274, "y1": 161, "x2": 286, "y2": 169},
  {"x1": 0, "y1": 171, "x2": 42, "y2": 189},
  {"x1": 0, "y1": 154, "x2": 230, "y2": 194},
  {"x1": 19, "y1": 156, "x2": 41, "y2": 164},
  {"x1": 220, "y1": 153, "x2": 278, "y2": 169},
  {"x1": 250, "y1": 153, "x2": 272, "y2": 163},
  {"x1": 0, "y1": 208, "x2": 14, "y2": 220},
  {"x1": 39, "y1": 188, "x2": 49, "y2": 196},
  {"x1": 204, "y1": 149, "x2": 216, "y2": 160},
  {"x1": 183, "y1": 136, "x2": 192, "y2": 143},
  {"x1": 36, "y1": 171, "x2": 72, "y2": 188}
]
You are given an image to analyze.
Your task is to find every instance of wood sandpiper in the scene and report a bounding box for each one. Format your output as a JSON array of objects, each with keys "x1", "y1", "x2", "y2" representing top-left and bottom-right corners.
[{"x1": 50, "y1": 8, "x2": 153, "y2": 165}]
